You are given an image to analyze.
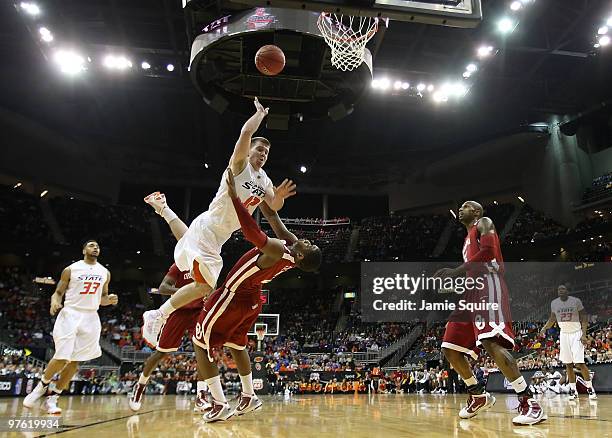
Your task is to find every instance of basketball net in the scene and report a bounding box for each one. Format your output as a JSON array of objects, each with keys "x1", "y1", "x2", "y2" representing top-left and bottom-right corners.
[
  {"x1": 317, "y1": 12, "x2": 379, "y2": 71},
  {"x1": 256, "y1": 327, "x2": 266, "y2": 351}
]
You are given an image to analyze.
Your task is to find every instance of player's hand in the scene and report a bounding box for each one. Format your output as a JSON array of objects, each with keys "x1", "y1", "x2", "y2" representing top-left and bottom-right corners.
[
  {"x1": 108, "y1": 294, "x2": 119, "y2": 305},
  {"x1": 254, "y1": 97, "x2": 269, "y2": 116},
  {"x1": 274, "y1": 179, "x2": 297, "y2": 201},
  {"x1": 50, "y1": 296, "x2": 63, "y2": 316},
  {"x1": 226, "y1": 168, "x2": 238, "y2": 199}
]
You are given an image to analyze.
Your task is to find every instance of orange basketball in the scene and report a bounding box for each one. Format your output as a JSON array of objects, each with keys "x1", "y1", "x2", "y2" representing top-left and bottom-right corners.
[{"x1": 255, "y1": 45, "x2": 285, "y2": 76}]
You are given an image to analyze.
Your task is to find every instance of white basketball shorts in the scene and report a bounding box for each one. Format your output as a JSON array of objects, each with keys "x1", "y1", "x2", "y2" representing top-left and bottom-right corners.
[
  {"x1": 52, "y1": 307, "x2": 102, "y2": 362},
  {"x1": 559, "y1": 330, "x2": 584, "y2": 364}
]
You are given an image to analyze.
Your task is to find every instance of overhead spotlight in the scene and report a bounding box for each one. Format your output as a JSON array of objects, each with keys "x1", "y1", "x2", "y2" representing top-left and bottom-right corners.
[
  {"x1": 598, "y1": 26, "x2": 609, "y2": 35},
  {"x1": 394, "y1": 80, "x2": 402, "y2": 90},
  {"x1": 417, "y1": 83, "x2": 426, "y2": 92},
  {"x1": 53, "y1": 49, "x2": 85, "y2": 75},
  {"x1": 518, "y1": 196, "x2": 525, "y2": 203},
  {"x1": 599, "y1": 35, "x2": 611, "y2": 46},
  {"x1": 608, "y1": 17, "x2": 612, "y2": 27},
  {"x1": 40, "y1": 190, "x2": 48, "y2": 198},
  {"x1": 477, "y1": 45, "x2": 494, "y2": 58},
  {"x1": 13, "y1": 182, "x2": 22, "y2": 189},
  {"x1": 433, "y1": 91, "x2": 448, "y2": 103},
  {"x1": 166, "y1": 63, "x2": 175, "y2": 72},
  {"x1": 449, "y1": 209, "x2": 457, "y2": 218},
  {"x1": 204, "y1": 162, "x2": 209, "y2": 169},
  {"x1": 466, "y1": 63, "x2": 477, "y2": 73},
  {"x1": 379, "y1": 78, "x2": 390, "y2": 90},
  {"x1": 141, "y1": 61, "x2": 151, "y2": 70},
  {"x1": 463, "y1": 71, "x2": 472, "y2": 78},
  {"x1": 594, "y1": 43, "x2": 601, "y2": 48},
  {"x1": 103, "y1": 55, "x2": 132, "y2": 70},
  {"x1": 299, "y1": 165, "x2": 308, "y2": 174},
  {"x1": 401, "y1": 82, "x2": 410, "y2": 90},
  {"x1": 498, "y1": 18, "x2": 515, "y2": 33},
  {"x1": 493, "y1": 200, "x2": 498, "y2": 205},
  {"x1": 427, "y1": 84, "x2": 435, "y2": 92},
  {"x1": 371, "y1": 79, "x2": 380, "y2": 89},
  {"x1": 39, "y1": 27, "x2": 53, "y2": 42},
  {"x1": 510, "y1": 1, "x2": 522, "y2": 11},
  {"x1": 20, "y1": 2, "x2": 40, "y2": 16}
]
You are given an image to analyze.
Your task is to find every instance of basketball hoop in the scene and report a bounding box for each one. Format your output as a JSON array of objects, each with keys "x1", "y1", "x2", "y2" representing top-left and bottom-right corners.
[
  {"x1": 255, "y1": 326, "x2": 266, "y2": 352},
  {"x1": 317, "y1": 12, "x2": 380, "y2": 71}
]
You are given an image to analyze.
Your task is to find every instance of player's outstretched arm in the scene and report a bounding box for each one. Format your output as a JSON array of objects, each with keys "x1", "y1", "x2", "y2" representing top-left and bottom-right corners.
[
  {"x1": 50, "y1": 267, "x2": 71, "y2": 315},
  {"x1": 100, "y1": 272, "x2": 118, "y2": 306},
  {"x1": 229, "y1": 97, "x2": 269, "y2": 175},
  {"x1": 264, "y1": 179, "x2": 297, "y2": 212},
  {"x1": 144, "y1": 192, "x2": 188, "y2": 241},
  {"x1": 259, "y1": 201, "x2": 298, "y2": 244},
  {"x1": 539, "y1": 312, "x2": 557, "y2": 335}
]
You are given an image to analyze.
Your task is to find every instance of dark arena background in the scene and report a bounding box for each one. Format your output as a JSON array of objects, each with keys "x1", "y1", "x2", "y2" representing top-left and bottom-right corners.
[{"x1": 1, "y1": 0, "x2": 611, "y2": 436}]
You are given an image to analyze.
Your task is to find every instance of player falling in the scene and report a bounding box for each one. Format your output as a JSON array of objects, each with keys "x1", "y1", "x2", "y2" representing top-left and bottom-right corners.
[
  {"x1": 192, "y1": 169, "x2": 321, "y2": 422},
  {"x1": 540, "y1": 284, "x2": 597, "y2": 400},
  {"x1": 23, "y1": 240, "x2": 118, "y2": 414},
  {"x1": 435, "y1": 201, "x2": 546, "y2": 426},
  {"x1": 142, "y1": 97, "x2": 296, "y2": 346}
]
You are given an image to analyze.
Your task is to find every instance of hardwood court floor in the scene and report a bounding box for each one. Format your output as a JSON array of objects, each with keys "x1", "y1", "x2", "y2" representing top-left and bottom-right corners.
[{"x1": 1, "y1": 393, "x2": 610, "y2": 437}]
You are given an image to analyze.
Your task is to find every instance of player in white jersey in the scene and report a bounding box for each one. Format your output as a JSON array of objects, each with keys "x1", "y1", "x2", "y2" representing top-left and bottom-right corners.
[
  {"x1": 540, "y1": 284, "x2": 596, "y2": 400},
  {"x1": 142, "y1": 97, "x2": 296, "y2": 346},
  {"x1": 23, "y1": 240, "x2": 118, "y2": 414}
]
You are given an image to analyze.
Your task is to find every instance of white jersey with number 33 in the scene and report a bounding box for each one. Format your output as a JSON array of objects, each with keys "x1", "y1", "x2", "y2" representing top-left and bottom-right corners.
[{"x1": 63, "y1": 260, "x2": 109, "y2": 312}]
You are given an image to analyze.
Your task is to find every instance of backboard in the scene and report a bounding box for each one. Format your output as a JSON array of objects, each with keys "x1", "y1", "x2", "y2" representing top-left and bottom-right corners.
[
  {"x1": 248, "y1": 313, "x2": 280, "y2": 336},
  {"x1": 230, "y1": 0, "x2": 482, "y2": 27}
]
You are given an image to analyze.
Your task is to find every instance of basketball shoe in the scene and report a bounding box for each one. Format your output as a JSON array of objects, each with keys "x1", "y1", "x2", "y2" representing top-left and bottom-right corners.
[
  {"x1": 142, "y1": 309, "x2": 165, "y2": 348},
  {"x1": 193, "y1": 390, "x2": 213, "y2": 413},
  {"x1": 232, "y1": 393, "x2": 263, "y2": 416},
  {"x1": 512, "y1": 395, "x2": 547, "y2": 425},
  {"x1": 129, "y1": 383, "x2": 146, "y2": 411},
  {"x1": 43, "y1": 394, "x2": 62, "y2": 415},
  {"x1": 202, "y1": 400, "x2": 233, "y2": 423},
  {"x1": 568, "y1": 389, "x2": 577, "y2": 400},
  {"x1": 459, "y1": 392, "x2": 496, "y2": 419},
  {"x1": 23, "y1": 381, "x2": 48, "y2": 408},
  {"x1": 587, "y1": 388, "x2": 597, "y2": 400},
  {"x1": 143, "y1": 192, "x2": 167, "y2": 215}
]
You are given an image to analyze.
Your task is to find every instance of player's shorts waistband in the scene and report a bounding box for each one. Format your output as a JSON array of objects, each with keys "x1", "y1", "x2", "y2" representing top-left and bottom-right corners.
[{"x1": 63, "y1": 306, "x2": 99, "y2": 313}]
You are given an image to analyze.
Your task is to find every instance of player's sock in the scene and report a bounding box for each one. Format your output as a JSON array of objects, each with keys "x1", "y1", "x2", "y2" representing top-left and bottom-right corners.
[
  {"x1": 205, "y1": 375, "x2": 227, "y2": 404},
  {"x1": 197, "y1": 380, "x2": 208, "y2": 393},
  {"x1": 569, "y1": 382, "x2": 577, "y2": 392},
  {"x1": 52, "y1": 387, "x2": 62, "y2": 395},
  {"x1": 463, "y1": 376, "x2": 478, "y2": 387},
  {"x1": 510, "y1": 376, "x2": 528, "y2": 395},
  {"x1": 240, "y1": 373, "x2": 255, "y2": 396},
  {"x1": 138, "y1": 374, "x2": 150, "y2": 385},
  {"x1": 160, "y1": 206, "x2": 178, "y2": 224},
  {"x1": 159, "y1": 300, "x2": 176, "y2": 317}
]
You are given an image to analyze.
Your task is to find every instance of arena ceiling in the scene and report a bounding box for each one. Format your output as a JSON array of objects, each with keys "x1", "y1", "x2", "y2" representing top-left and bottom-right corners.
[{"x1": 0, "y1": 0, "x2": 611, "y2": 192}]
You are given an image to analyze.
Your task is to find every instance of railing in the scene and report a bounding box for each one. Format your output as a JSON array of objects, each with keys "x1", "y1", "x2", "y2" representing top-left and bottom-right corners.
[{"x1": 261, "y1": 217, "x2": 350, "y2": 226}]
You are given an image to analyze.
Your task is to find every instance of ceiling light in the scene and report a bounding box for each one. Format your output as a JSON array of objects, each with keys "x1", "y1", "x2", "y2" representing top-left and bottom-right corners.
[
  {"x1": 598, "y1": 26, "x2": 609, "y2": 35},
  {"x1": 394, "y1": 80, "x2": 402, "y2": 90},
  {"x1": 417, "y1": 83, "x2": 426, "y2": 92},
  {"x1": 510, "y1": 1, "x2": 522, "y2": 11},
  {"x1": 300, "y1": 165, "x2": 308, "y2": 173},
  {"x1": 39, "y1": 27, "x2": 53, "y2": 42},
  {"x1": 103, "y1": 55, "x2": 132, "y2": 70},
  {"x1": 427, "y1": 84, "x2": 434, "y2": 92},
  {"x1": 401, "y1": 82, "x2": 410, "y2": 90},
  {"x1": 463, "y1": 71, "x2": 472, "y2": 78},
  {"x1": 379, "y1": 78, "x2": 390, "y2": 90},
  {"x1": 477, "y1": 45, "x2": 494, "y2": 58},
  {"x1": 53, "y1": 49, "x2": 86, "y2": 75},
  {"x1": 599, "y1": 35, "x2": 611, "y2": 46},
  {"x1": 166, "y1": 63, "x2": 175, "y2": 72},
  {"x1": 40, "y1": 190, "x2": 48, "y2": 198},
  {"x1": 141, "y1": 61, "x2": 151, "y2": 70},
  {"x1": 466, "y1": 63, "x2": 477, "y2": 73},
  {"x1": 498, "y1": 18, "x2": 515, "y2": 33},
  {"x1": 433, "y1": 91, "x2": 448, "y2": 103},
  {"x1": 20, "y1": 2, "x2": 40, "y2": 16}
]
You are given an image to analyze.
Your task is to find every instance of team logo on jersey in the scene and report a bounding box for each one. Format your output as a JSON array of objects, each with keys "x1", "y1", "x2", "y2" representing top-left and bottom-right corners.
[
  {"x1": 241, "y1": 181, "x2": 266, "y2": 198},
  {"x1": 77, "y1": 274, "x2": 104, "y2": 282}
]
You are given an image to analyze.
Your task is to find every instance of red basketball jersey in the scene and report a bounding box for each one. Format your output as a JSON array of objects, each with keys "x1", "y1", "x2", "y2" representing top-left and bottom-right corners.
[
  {"x1": 461, "y1": 220, "x2": 505, "y2": 276},
  {"x1": 220, "y1": 246, "x2": 295, "y2": 295},
  {"x1": 166, "y1": 263, "x2": 200, "y2": 309}
]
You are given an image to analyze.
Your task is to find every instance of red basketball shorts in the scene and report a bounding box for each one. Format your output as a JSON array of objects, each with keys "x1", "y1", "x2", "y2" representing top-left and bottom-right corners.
[
  {"x1": 192, "y1": 288, "x2": 262, "y2": 350},
  {"x1": 442, "y1": 272, "x2": 515, "y2": 359},
  {"x1": 156, "y1": 307, "x2": 201, "y2": 352}
]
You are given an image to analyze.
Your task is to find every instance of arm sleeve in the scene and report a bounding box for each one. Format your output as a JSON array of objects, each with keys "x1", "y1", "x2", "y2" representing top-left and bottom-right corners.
[
  {"x1": 231, "y1": 197, "x2": 269, "y2": 249},
  {"x1": 467, "y1": 232, "x2": 496, "y2": 263}
]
